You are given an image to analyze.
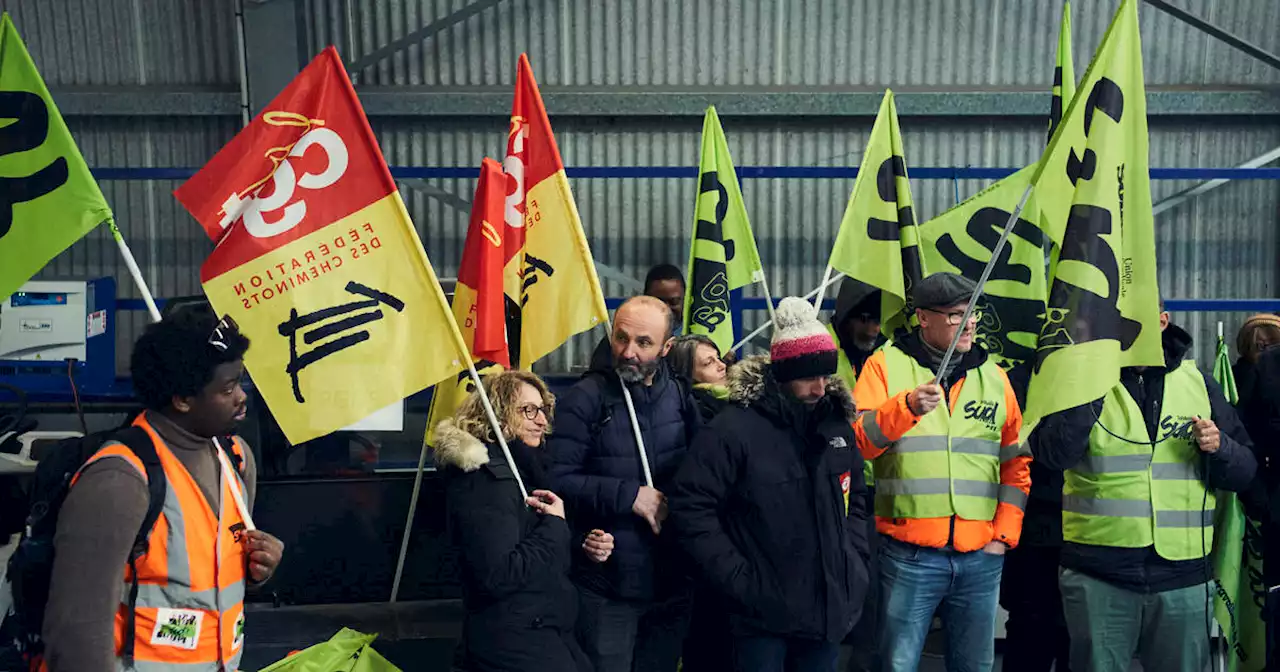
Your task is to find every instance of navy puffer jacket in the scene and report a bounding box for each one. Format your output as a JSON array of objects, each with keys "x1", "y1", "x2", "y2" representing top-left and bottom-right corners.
[{"x1": 548, "y1": 361, "x2": 699, "y2": 601}]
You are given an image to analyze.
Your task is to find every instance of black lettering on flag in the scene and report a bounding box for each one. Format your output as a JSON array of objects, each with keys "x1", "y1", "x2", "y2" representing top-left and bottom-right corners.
[
  {"x1": 688, "y1": 171, "x2": 733, "y2": 332},
  {"x1": 0, "y1": 91, "x2": 69, "y2": 239},
  {"x1": 866, "y1": 155, "x2": 923, "y2": 312},
  {"x1": 1065, "y1": 78, "x2": 1124, "y2": 186},
  {"x1": 520, "y1": 254, "x2": 554, "y2": 308},
  {"x1": 278, "y1": 281, "x2": 405, "y2": 403}
]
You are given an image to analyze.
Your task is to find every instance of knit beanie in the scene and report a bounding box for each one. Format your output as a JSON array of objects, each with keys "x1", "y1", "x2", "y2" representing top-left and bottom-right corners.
[{"x1": 771, "y1": 297, "x2": 839, "y2": 383}]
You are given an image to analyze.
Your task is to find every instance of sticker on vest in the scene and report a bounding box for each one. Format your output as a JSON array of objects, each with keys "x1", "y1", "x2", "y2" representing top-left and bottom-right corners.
[
  {"x1": 829, "y1": 437, "x2": 848, "y2": 450},
  {"x1": 150, "y1": 608, "x2": 203, "y2": 650},
  {"x1": 233, "y1": 611, "x2": 245, "y2": 651},
  {"x1": 962, "y1": 400, "x2": 1001, "y2": 433}
]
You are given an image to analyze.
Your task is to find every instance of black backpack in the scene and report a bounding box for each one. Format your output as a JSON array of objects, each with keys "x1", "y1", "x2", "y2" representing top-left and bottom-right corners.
[
  {"x1": 3, "y1": 426, "x2": 242, "y2": 667},
  {"x1": 4, "y1": 427, "x2": 163, "y2": 666}
]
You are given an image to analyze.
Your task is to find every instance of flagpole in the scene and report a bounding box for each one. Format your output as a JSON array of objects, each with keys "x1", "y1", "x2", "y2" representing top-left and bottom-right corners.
[
  {"x1": 814, "y1": 263, "x2": 836, "y2": 311},
  {"x1": 934, "y1": 183, "x2": 1034, "y2": 386},
  {"x1": 732, "y1": 271, "x2": 846, "y2": 353},
  {"x1": 108, "y1": 220, "x2": 162, "y2": 323},
  {"x1": 757, "y1": 272, "x2": 778, "y2": 325}
]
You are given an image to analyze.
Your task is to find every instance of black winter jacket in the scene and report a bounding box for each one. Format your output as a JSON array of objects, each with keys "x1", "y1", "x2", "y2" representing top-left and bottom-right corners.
[
  {"x1": 668, "y1": 356, "x2": 871, "y2": 642},
  {"x1": 548, "y1": 362, "x2": 699, "y2": 601},
  {"x1": 1031, "y1": 325, "x2": 1258, "y2": 593},
  {"x1": 434, "y1": 420, "x2": 590, "y2": 672}
]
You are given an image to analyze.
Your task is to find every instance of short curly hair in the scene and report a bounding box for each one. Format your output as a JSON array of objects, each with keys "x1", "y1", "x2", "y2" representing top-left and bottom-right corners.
[
  {"x1": 130, "y1": 310, "x2": 251, "y2": 410},
  {"x1": 453, "y1": 370, "x2": 555, "y2": 444}
]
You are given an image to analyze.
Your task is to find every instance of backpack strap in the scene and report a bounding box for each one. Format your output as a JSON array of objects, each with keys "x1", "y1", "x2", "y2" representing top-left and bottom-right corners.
[{"x1": 109, "y1": 427, "x2": 165, "y2": 668}]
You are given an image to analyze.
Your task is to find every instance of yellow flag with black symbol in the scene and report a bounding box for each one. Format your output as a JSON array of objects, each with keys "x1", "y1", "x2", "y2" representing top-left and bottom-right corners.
[
  {"x1": 683, "y1": 107, "x2": 766, "y2": 356},
  {"x1": 1049, "y1": 1, "x2": 1076, "y2": 141},
  {"x1": 920, "y1": 167, "x2": 1048, "y2": 370},
  {"x1": 1023, "y1": 0, "x2": 1163, "y2": 430},
  {"x1": 0, "y1": 13, "x2": 113, "y2": 301},
  {"x1": 826, "y1": 90, "x2": 924, "y2": 336}
]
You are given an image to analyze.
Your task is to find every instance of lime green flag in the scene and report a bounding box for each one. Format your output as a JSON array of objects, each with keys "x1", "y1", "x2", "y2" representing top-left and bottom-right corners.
[
  {"x1": 920, "y1": 167, "x2": 1047, "y2": 369},
  {"x1": 0, "y1": 13, "x2": 112, "y2": 301},
  {"x1": 825, "y1": 90, "x2": 924, "y2": 336},
  {"x1": 259, "y1": 628, "x2": 401, "y2": 671},
  {"x1": 1049, "y1": 1, "x2": 1076, "y2": 141},
  {"x1": 1210, "y1": 332, "x2": 1266, "y2": 671},
  {"x1": 683, "y1": 106, "x2": 766, "y2": 355},
  {"x1": 1022, "y1": 0, "x2": 1163, "y2": 430}
]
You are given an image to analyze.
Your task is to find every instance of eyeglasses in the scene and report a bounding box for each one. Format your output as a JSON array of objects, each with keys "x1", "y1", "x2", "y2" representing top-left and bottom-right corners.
[
  {"x1": 209, "y1": 314, "x2": 240, "y2": 351},
  {"x1": 518, "y1": 404, "x2": 552, "y2": 421},
  {"x1": 924, "y1": 308, "x2": 982, "y2": 326}
]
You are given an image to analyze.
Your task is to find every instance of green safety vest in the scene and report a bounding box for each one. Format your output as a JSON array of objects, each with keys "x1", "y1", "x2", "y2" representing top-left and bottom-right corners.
[
  {"x1": 828, "y1": 324, "x2": 874, "y2": 486},
  {"x1": 1062, "y1": 360, "x2": 1214, "y2": 561},
  {"x1": 873, "y1": 346, "x2": 1012, "y2": 520}
]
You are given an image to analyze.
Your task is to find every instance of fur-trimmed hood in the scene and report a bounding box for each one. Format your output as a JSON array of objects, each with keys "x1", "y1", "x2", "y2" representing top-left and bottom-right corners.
[
  {"x1": 727, "y1": 355, "x2": 856, "y2": 422},
  {"x1": 431, "y1": 418, "x2": 491, "y2": 472}
]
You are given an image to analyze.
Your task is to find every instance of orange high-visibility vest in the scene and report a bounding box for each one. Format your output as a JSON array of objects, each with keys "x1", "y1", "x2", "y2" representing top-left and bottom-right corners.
[{"x1": 70, "y1": 413, "x2": 251, "y2": 671}]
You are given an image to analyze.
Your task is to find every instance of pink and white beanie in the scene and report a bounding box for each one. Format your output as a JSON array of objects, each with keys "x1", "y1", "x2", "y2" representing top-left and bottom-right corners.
[{"x1": 770, "y1": 297, "x2": 839, "y2": 383}]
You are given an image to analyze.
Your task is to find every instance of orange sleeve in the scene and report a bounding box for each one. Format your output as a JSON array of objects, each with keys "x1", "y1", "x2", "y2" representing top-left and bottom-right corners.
[
  {"x1": 992, "y1": 369, "x2": 1031, "y2": 548},
  {"x1": 854, "y1": 351, "x2": 921, "y2": 460}
]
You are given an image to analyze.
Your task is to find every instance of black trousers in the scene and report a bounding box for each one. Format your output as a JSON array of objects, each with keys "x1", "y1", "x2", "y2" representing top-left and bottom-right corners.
[{"x1": 1000, "y1": 543, "x2": 1071, "y2": 672}]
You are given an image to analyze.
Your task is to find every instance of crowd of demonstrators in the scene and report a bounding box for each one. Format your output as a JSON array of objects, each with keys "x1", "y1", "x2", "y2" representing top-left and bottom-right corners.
[
  {"x1": 433, "y1": 370, "x2": 611, "y2": 672},
  {"x1": 549, "y1": 295, "x2": 701, "y2": 671},
  {"x1": 853, "y1": 272, "x2": 1030, "y2": 672},
  {"x1": 42, "y1": 311, "x2": 284, "y2": 672},
  {"x1": 1033, "y1": 308, "x2": 1257, "y2": 672}
]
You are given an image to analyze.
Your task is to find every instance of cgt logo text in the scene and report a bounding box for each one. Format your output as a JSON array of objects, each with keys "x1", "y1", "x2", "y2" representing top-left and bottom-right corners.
[
  {"x1": 962, "y1": 400, "x2": 1000, "y2": 432},
  {"x1": 1158, "y1": 415, "x2": 1196, "y2": 442}
]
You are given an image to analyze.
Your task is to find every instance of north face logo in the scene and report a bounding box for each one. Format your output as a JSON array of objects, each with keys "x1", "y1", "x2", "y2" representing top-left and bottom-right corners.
[{"x1": 829, "y1": 437, "x2": 848, "y2": 450}]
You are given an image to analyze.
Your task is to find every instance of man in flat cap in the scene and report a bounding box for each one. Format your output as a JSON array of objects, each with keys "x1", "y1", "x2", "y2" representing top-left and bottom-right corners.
[{"x1": 851, "y1": 272, "x2": 1031, "y2": 672}]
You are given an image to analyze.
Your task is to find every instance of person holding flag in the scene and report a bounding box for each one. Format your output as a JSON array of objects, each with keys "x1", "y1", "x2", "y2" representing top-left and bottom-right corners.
[
  {"x1": 432, "y1": 370, "x2": 603, "y2": 672},
  {"x1": 853, "y1": 272, "x2": 1029, "y2": 672},
  {"x1": 1032, "y1": 305, "x2": 1256, "y2": 671}
]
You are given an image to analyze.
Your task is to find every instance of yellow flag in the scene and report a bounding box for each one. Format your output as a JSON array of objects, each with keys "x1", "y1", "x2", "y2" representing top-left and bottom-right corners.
[
  {"x1": 1024, "y1": 0, "x2": 1162, "y2": 430},
  {"x1": 1049, "y1": 1, "x2": 1076, "y2": 141},
  {"x1": 825, "y1": 91, "x2": 924, "y2": 335},
  {"x1": 504, "y1": 54, "x2": 608, "y2": 367}
]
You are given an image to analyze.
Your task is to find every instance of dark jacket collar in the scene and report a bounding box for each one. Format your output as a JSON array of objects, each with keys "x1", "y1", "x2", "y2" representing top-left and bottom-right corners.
[
  {"x1": 726, "y1": 356, "x2": 856, "y2": 430},
  {"x1": 1122, "y1": 324, "x2": 1193, "y2": 378}
]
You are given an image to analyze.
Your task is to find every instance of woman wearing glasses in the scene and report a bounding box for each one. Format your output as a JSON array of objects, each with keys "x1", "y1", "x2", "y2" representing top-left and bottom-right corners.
[{"x1": 433, "y1": 370, "x2": 609, "y2": 672}]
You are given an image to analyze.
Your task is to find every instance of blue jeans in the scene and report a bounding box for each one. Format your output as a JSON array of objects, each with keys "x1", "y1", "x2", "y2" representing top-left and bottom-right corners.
[
  {"x1": 877, "y1": 537, "x2": 1004, "y2": 672},
  {"x1": 733, "y1": 636, "x2": 840, "y2": 672}
]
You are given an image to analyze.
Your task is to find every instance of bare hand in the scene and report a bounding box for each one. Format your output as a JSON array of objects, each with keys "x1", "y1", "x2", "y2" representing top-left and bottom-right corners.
[
  {"x1": 583, "y1": 529, "x2": 615, "y2": 563},
  {"x1": 908, "y1": 382, "x2": 943, "y2": 417},
  {"x1": 1193, "y1": 417, "x2": 1220, "y2": 454},
  {"x1": 527, "y1": 489, "x2": 566, "y2": 519},
  {"x1": 245, "y1": 530, "x2": 284, "y2": 584},
  {"x1": 632, "y1": 486, "x2": 668, "y2": 535},
  {"x1": 980, "y1": 541, "x2": 1008, "y2": 556}
]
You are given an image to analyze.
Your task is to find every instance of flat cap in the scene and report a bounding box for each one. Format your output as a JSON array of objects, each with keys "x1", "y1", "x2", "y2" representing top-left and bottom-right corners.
[{"x1": 912, "y1": 272, "x2": 978, "y2": 311}]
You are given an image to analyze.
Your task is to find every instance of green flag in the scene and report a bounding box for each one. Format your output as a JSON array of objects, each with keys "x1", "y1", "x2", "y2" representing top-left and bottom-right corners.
[
  {"x1": 0, "y1": 13, "x2": 112, "y2": 301},
  {"x1": 683, "y1": 106, "x2": 766, "y2": 355},
  {"x1": 920, "y1": 167, "x2": 1047, "y2": 369},
  {"x1": 1210, "y1": 333, "x2": 1265, "y2": 671},
  {"x1": 259, "y1": 628, "x2": 401, "y2": 671},
  {"x1": 825, "y1": 90, "x2": 924, "y2": 336},
  {"x1": 1022, "y1": 0, "x2": 1164, "y2": 431},
  {"x1": 1048, "y1": 1, "x2": 1076, "y2": 141}
]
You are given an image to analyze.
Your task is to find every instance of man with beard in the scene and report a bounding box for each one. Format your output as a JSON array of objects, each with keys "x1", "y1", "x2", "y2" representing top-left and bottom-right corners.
[
  {"x1": 550, "y1": 295, "x2": 700, "y2": 672},
  {"x1": 668, "y1": 297, "x2": 871, "y2": 672}
]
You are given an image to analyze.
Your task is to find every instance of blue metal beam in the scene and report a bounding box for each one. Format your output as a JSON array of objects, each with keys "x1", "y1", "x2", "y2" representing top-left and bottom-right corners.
[{"x1": 92, "y1": 166, "x2": 1280, "y2": 181}]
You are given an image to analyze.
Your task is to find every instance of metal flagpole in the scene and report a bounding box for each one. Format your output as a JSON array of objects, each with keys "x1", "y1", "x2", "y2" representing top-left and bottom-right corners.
[
  {"x1": 732, "y1": 271, "x2": 846, "y2": 352},
  {"x1": 933, "y1": 183, "x2": 1034, "y2": 387}
]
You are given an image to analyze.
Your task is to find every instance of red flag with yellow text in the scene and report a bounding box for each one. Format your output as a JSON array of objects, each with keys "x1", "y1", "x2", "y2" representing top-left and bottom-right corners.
[
  {"x1": 425, "y1": 157, "x2": 510, "y2": 441},
  {"x1": 175, "y1": 47, "x2": 467, "y2": 444},
  {"x1": 502, "y1": 54, "x2": 608, "y2": 368}
]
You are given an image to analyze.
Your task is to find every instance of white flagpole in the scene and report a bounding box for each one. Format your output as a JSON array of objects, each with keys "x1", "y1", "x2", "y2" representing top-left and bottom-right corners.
[
  {"x1": 732, "y1": 271, "x2": 846, "y2": 352},
  {"x1": 108, "y1": 220, "x2": 161, "y2": 323}
]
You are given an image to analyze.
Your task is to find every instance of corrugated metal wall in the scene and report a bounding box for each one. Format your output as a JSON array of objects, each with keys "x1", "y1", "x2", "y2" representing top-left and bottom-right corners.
[{"x1": 11, "y1": 0, "x2": 1280, "y2": 374}]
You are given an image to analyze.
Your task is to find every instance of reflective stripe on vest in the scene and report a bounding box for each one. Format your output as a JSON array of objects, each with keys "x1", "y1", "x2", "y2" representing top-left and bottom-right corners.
[
  {"x1": 875, "y1": 346, "x2": 1008, "y2": 520},
  {"x1": 75, "y1": 413, "x2": 250, "y2": 670},
  {"x1": 1062, "y1": 360, "x2": 1214, "y2": 561}
]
